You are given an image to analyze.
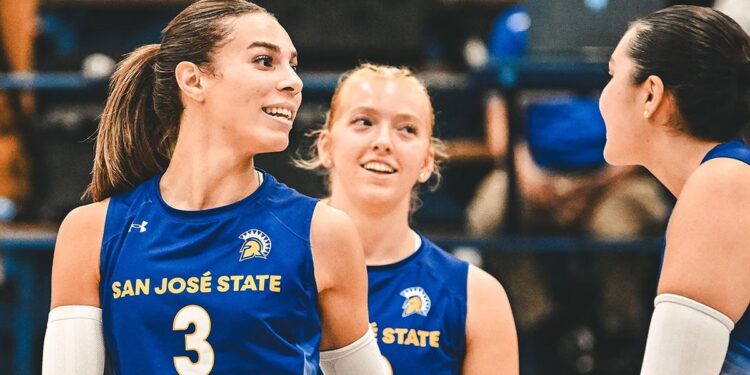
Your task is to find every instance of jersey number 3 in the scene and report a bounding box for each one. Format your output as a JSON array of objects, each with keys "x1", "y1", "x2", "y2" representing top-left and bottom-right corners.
[{"x1": 173, "y1": 305, "x2": 215, "y2": 375}]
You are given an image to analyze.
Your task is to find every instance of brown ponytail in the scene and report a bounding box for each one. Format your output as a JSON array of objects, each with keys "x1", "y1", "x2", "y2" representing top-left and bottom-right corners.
[
  {"x1": 85, "y1": 44, "x2": 171, "y2": 201},
  {"x1": 84, "y1": 0, "x2": 271, "y2": 201}
]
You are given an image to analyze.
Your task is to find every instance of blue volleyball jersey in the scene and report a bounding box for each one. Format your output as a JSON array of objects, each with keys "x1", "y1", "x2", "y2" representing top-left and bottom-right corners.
[
  {"x1": 367, "y1": 234, "x2": 469, "y2": 374},
  {"x1": 698, "y1": 140, "x2": 750, "y2": 374},
  {"x1": 99, "y1": 170, "x2": 321, "y2": 375}
]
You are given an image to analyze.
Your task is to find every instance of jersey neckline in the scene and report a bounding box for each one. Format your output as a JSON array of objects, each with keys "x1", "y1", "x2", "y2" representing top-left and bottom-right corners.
[
  {"x1": 701, "y1": 139, "x2": 748, "y2": 164},
  {"x1": 148, "y1": 169, "x2": 273, "y2": 220},
  {"x1": 366, "y1": 232, "x2": 428, "y2": 272}
]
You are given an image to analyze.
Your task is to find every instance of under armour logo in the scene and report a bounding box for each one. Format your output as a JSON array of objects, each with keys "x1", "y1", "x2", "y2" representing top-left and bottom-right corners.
[{"x1": 129, "y1": 220, "x2": 148, "y2": 233}]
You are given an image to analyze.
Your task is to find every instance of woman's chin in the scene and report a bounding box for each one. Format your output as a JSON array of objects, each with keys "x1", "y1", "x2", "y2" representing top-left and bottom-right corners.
[{"x1": 603, "y1": 144, "x2": 626, "y2": 166}]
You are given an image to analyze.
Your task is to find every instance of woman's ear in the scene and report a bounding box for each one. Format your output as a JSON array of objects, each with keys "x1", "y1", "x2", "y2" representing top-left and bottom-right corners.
[
  {"x1": 642, "y1": 74, "x2": 665, "y2": 120},
  {"x1": 418, "y1": 148, "x2": 435, "y2": 183},
  {"x1": 175, "y1": 61, "x2": 206, "y2": 103},
  {"x1": 317, "y1": 129, "x2": 333, "y2": 169}
]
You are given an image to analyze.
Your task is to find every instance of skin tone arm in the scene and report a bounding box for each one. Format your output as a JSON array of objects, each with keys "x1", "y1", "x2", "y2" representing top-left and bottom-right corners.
[
  {"x1": 463, "y1": 265, "x2": 519, "y2": 375},
  {"x1": 49, "y1": 200, "x2": 109, "y2": 309},
  {"x1": 311, "y1": 203, "x2": 372, "y2": 350},
  {"x1": 658, "y1": 158, "x2": 750, "y2": 322}
]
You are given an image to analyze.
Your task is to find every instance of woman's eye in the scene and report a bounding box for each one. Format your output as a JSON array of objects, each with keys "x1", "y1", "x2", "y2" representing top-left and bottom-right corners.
[
  {"x1": 290, "y1": 63, "x2": 299, "y2": 72},
  {"x1": 353, "y1": 117, "x2": 372, "y2": 126},
  {"x1": 401, "y1": 125, "x2": 417, "y2": 135},
  {"x1": 254, "y1": 55, "x2": 273, "y2": 67}
]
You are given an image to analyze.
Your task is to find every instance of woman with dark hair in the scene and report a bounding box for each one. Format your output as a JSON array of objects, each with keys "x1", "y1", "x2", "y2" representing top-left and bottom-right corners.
[
  {"x1": 41, "y1": 1, "x2": 385, "y2": 374},
  {"x1": 599, "y1": 5, "x2": 750, "y2": 374},
  {"x1": 299, "y1": 63, "x2": 518, "y2": 374}
]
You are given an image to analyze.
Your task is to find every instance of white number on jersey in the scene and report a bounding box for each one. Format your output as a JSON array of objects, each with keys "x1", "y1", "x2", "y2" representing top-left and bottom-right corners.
[{"x1": 173, "y1": 305, "x2": 215, "y2": 375}]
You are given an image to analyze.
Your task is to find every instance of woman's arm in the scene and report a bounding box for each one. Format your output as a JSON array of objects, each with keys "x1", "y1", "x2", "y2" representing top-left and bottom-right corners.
[
  {"x1": 50, "y1": 201, "x2": 108, "y2": 308},
  {"x1": 641, "y1": 158, "x2": 750, "y2": 374},
  {"x1": 43, "y1": 200, "x2": 108, "y2": 374},
  {"x1": 659, "y1": 158, "x2": 750, "y2": 321},
  {"x1": 311, "y1": 203, "x2": 387, "y2": 374},
  {"x1": 463, "y1": 265, "x2": 519, "y2": 375}
]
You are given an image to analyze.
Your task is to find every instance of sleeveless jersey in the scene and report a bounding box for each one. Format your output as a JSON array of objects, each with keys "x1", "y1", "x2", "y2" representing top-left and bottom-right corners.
[
  {"x1": 367, "y1": 233, "x2": 469, "y2": 374},
  {"x1": 99, "y1": 170, "x2": 321, "y2": 375},
  {"x1": 699, "y1": 140, "x2": 750, "y2": 374}
]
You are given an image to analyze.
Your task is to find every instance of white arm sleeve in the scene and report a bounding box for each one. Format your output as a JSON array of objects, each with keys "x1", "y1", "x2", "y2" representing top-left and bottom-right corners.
[
  {"x1": 319, "y1": 329, "x2": 388, "y2": 375},
  {"x1": 42, "y1": 305, "x2": 105, "y2": 375},
  {"x1": 641, "y1": 294, "x2": 734, "y2": 375}
]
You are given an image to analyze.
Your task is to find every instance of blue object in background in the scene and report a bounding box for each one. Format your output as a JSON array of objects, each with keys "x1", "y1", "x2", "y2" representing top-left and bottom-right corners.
[
  {"x1": 525, "y1": 97, "x2": 607, "y2": 173},
  {"x1": 488, "y1": 5, "x2": 530, "y2": 59},
  {"x1": 0, "y1": 197, "x2": 16, "y2": 222},
  {"x1": 584, "y1": 0, "x2": 609, "y2": 13}
]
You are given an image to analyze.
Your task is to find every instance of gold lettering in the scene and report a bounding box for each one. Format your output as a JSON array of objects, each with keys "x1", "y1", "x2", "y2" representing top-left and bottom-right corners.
[
  {"x1": 404, "y1": 329, "x2": 420, "y2": 346},
  {"x1": 394, "y1": 328, "x2": 408, "y2": 345},
  {"x1": 382, "y1": 328, "x2": 395, "y2": 344},
  {"x1": 168, "y1": 277, "x2": 186, "y2": 294},
  {"x1": 200, "y1": 272, "x2": 212, "y2": 293},
  {"x1": 429, "y1": 331, "x2": 440, "y2": 348},
  {"x1": 112, "y1": 281, "x2": 122, "y2": 299},
  {"x1": 121, "y1": 280, "x2": 135, "y2": 298},
  {"x1": 135, "y1": 279, "x2": 149, "y2": 296},
  {"x1": 155, "y1": 278, "x2": 168, "y2": 295},
  {"x1": 186, "y1": 277, "x2": 200, "y2": 293},
  {"x1": 241, "y1": 275, "x2": 257, "y2": 291},
  {"x1": 269, "y1": 275, "x2": 281, "y2": 292},
  {"x1": 230, "y1": 275, "x2": 244, "y2": 291},
  {"x1": 217, "y1": 276, "x2": 229, "y2": 292},
  {"x1": 256, "y1": 275, "x2": 269, "y2": 291},
  {"x1": 418, "y1": 330, "x2": 431, "y2": 347}
]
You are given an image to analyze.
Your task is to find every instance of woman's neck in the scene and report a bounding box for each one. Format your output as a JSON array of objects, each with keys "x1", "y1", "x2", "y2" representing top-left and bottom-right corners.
[
  {"x1": 642, "y1": 131, "x2": 720, "y2": 197},
  {"x1": 160, "y1": 116, "x2": 260, "y2": 210},
  {"x1": 326, "y1": 193, "x2": 417, "y2": 266}
]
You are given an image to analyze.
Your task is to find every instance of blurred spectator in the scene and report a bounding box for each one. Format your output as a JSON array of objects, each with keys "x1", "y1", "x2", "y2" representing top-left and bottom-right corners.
[
  {"x1": 468, "y1": 92, "x2": 670, "y2": 374},
  {"x1": 0, "y1": 0, "x2": 37, "y2": 310},
  {"x1": 1, "y1": 0, "x2": 37, "y2": 118},
  {"x1": 0, "y1": 0, "x2": 37, "y2": 221}
]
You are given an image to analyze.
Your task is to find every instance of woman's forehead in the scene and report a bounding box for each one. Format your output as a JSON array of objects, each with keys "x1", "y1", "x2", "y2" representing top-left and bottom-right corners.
[
  {"x1": 338, "y1": 73, "x2": 431, "y2": 113},
  {"x1": 222, "y1": 13, "x2": 296, "y2": 55}
]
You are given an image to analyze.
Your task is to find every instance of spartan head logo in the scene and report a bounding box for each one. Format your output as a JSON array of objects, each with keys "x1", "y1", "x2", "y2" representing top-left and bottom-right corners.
[
  {"x1": 400, "y1": 286, "x2": 431, "y2": 317},
  {"x1": 238, "y1": 229, "x2": 271, "y2": 261}
]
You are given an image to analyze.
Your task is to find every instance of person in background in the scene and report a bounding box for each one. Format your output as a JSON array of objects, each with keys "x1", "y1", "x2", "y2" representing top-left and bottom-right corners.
[
  {"x1": 469, "y1": 92, "x2": 669, "y2": 374},
  {"x1": 0, "y1": 0, "x2": 36, "y2": 221}
]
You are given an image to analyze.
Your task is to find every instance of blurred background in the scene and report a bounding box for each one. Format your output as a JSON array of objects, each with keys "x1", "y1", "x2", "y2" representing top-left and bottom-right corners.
[{"x1": 0, "y1": 0, "x2": 744, "y2": 374}]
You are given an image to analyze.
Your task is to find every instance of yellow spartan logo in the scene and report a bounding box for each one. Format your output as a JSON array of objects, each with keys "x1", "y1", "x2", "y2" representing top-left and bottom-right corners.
[
  {"x1": 400, "y1": 286, "x2": 431, "y2": 317},
  {"x1": 238, "y1": 229, "x2": 272, "y2": 261},
  {"x1": 405, "y1": 297, "x2": 423, "y2": 315}
]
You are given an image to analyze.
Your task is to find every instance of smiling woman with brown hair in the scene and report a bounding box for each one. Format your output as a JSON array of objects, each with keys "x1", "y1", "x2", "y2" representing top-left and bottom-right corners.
[{"x1": 41, "y1": 2, "x2": 386, "y2": 374}]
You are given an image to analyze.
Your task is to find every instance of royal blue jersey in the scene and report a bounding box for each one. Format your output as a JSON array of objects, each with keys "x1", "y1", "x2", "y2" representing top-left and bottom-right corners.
[
  {"x1": 367, "y1": 233, "x2": 469, "y2": 374},
  {"x1": 698, "y1": 140, "x2": 750, "y2": 374},
  {"x1": 99, "y1": 170, "x2": 321, "y2": 375}
]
